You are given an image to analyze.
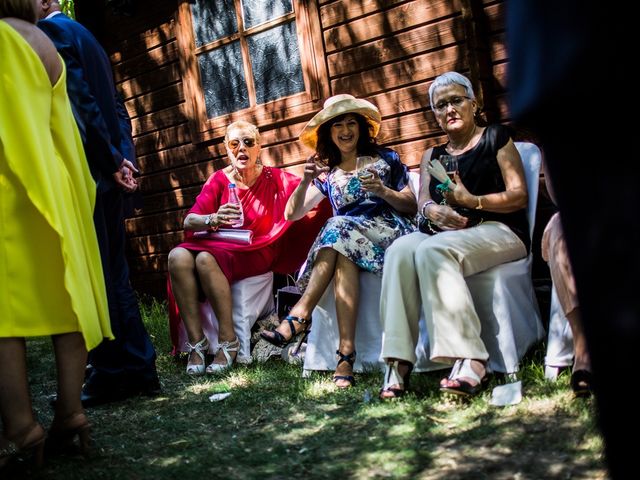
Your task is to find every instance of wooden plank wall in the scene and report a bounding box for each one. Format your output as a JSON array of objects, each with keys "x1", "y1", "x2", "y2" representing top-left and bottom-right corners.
[{"x1": 95, "y1": 0, "x2": 510, "y2": 298}]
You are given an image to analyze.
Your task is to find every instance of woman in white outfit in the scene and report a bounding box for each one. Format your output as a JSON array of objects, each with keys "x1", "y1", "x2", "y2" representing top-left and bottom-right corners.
[{"x1": 379, "y1": 72, "x2": 529, "y2": 399}]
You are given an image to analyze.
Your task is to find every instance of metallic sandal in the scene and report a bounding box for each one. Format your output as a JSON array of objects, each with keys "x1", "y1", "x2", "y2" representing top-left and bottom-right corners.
[
  {"x1": 185, "y1": 337, "x2": 209, "y2": 376},
  {"x1": 206, "y1": 337, "x2": 240, "y2": 374}
]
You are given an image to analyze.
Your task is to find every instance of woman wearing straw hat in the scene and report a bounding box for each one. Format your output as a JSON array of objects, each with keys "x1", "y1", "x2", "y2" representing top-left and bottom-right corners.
[{"x1": 260, "y1": 94, "x2": 416, "y2": 388}]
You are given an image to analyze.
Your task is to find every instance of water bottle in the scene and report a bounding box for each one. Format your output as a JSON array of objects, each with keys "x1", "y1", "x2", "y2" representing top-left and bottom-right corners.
[{"x1": 227, "y1": 183, "x2": 244, "y2": 228}]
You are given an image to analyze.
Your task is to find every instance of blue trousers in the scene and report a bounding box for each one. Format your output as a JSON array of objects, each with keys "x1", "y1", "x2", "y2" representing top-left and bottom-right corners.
[{"x1": 88, "y1": 188, "x2": 158, "y2": 387}]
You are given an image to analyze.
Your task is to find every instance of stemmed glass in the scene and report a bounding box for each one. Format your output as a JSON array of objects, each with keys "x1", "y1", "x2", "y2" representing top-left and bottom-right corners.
[
  {"x1": 439, "y1": 155, "x2": 458, "y2": 179},
  {"x1": 356, "y1": 156, "x2": 376, "y2": 205}
]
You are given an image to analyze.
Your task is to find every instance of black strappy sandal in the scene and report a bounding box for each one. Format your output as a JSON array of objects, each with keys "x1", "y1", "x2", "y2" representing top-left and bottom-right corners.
[
  {"x1": 379, "y1": 360, "x2": 414, "y2": 400},
  {"x1": 333, "y1": 350, "x2": 356, "y2": 388},
  {"x1": 260, "y1": 315, "x2": 311, "y2": 353}
]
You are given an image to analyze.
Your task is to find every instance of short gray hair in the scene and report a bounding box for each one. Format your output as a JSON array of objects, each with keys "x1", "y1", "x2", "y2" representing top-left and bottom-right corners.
[
  {"x1": 225, "y1": 120, "x2": 260, "y2": 144},
  {"x1": 428, "y1": 72, "x2": 476, "y2": 108}
]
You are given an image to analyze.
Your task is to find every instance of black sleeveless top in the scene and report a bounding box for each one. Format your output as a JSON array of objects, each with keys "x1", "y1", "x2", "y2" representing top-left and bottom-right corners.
[{"x1": 429, "y1": 124, "x2": 530, "y2": 253}]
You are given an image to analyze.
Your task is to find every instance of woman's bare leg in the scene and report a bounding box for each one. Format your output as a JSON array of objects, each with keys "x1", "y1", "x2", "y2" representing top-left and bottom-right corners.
[
  {"x1": 195, "y1": 251, "x2": 235, "y2": 366},
  {"x1": 567, "y1": 308, "x2": 590, "y2": 372},
  {"x1": 270, "y1": 248, "x2": 338, "y2": 340},
  {"x1": 0, "y1": 338, "x2": 35, "y2": 438},
  {"x1": 51, "y1": 333, "x2": 87, "y2": 420},
  {"x1": 168, "y1": 247, "x2": 206, "y2": 367},
  {"x1": 333, "y1": 253, "x2": 360, "y2": 387}
]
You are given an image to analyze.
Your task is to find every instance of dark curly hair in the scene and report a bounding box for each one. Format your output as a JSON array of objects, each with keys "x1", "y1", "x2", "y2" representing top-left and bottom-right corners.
[{"x1": 316, "y1": 113, "x2": 378, "y2": 169}]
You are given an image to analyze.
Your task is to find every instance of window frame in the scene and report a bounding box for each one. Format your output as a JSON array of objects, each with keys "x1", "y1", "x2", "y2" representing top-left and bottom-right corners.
[{"x1": 176, "y1": 0, "x2": 329, "y2": 143}]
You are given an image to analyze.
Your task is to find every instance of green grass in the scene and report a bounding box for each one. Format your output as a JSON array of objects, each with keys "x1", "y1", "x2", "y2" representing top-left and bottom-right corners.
[{"x1": 6, "y1": 298, "x2": 607, "y2": 479}]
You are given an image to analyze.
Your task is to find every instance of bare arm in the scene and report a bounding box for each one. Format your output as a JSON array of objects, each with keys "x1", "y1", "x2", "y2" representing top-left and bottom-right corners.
[
  {"x1": 447, "y1": 138, "x2": 528, "y2": 213},
  {"x1": 183, "y1": 202, "x2": 242, "y2": 231},
  {"x1": 285, "y1": 155, "x2": 329, "y2": 221}
]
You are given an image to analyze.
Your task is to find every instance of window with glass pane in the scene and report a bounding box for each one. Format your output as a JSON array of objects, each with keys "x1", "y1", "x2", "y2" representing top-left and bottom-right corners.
[{"x1": 190, "y1": 0, "x2": 304, "y2": 118}]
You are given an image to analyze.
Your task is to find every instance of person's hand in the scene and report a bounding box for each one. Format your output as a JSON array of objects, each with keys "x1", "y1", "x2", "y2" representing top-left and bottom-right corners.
[
  {"x1": 302, "y1": 154, "x2": 329, "y2": 182},
  {"x1": 215, "y1": 202, "x2": 242, "y2": 226},
  {"x1": 442, "y1": 172, "x2": 473, "y2": 208},
  {"x1": 425, "y1": 203, "x2": 468, "y2": 230},
  {"x1": 359, "y1": 168, "x2": 385, "y2": 196},
  {"x1": 113, "y1": 159, "x2": 139, "y2": 192}
]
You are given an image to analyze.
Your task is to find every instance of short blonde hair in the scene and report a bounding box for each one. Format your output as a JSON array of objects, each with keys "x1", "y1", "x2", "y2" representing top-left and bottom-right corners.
[
  {"x1": 0, "y1": 0, "x2": 37, "y2": 22},
  {"x1": 225, "y1": 120, "x2": 260, "y2": 144}
]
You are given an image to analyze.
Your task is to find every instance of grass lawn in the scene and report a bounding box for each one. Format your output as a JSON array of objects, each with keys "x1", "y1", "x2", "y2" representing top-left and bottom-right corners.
[{"x1": 5, "y1": 298, "x2": 607, "y2": 479}]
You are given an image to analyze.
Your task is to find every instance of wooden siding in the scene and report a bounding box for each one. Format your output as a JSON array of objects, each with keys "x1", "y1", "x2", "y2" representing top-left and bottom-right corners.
[{"x1": 91, "y1": 0, "x2": 511, "y2": 298}]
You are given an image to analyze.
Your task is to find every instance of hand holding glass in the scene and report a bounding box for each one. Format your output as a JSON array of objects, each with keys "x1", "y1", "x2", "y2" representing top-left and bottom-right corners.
[
  {"x1": 439, "y1": 155, "x2": 458, "y2": 179},
  {"x1": 356, "y1": 156, "x2": 376, "y2": 204}
]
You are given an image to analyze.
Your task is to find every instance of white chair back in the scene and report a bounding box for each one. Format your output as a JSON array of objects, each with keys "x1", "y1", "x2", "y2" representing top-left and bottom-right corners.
[{"x1": 514, "y1": 141, "x2": 542, "y2": 241}]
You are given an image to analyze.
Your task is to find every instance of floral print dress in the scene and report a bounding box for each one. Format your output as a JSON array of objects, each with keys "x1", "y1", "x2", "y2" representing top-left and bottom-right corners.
[{"x1": 297, "y1": 148, "x2": 415, "y2": 291}]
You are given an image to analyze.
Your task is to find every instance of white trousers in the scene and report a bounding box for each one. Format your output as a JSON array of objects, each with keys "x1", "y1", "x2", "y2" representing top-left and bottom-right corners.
[{"x1": 380, "y1": 222, "x2": 527, "y2": 365}]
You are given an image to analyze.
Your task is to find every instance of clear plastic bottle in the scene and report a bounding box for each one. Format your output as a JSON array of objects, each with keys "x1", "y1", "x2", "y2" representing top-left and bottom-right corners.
[{"x1": 227, "y1": 183, "x2": 244, "y2": 228}]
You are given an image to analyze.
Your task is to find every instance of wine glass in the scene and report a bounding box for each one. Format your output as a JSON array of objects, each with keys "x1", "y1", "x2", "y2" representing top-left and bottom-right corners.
[
  {"x1": 439, "y1": 155, "x2": 458, "y2": 179},
  {"x1": 356, "y1": 156, "x2": 376, "y2": 205}
]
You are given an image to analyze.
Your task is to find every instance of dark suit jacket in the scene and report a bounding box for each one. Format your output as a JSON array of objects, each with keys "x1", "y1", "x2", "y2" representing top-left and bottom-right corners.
[{"x1": 38, "y1": 13, "x2": 130, "y2": 192}]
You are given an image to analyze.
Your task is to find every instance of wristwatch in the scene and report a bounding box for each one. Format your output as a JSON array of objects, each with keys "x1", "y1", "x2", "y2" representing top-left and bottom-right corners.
[
  {"x1": 475, "y1": 196, "x2": 484, "y2": 210},
  {"x1": 204, "y1": 213, "x2": 213, "y2": 225}
]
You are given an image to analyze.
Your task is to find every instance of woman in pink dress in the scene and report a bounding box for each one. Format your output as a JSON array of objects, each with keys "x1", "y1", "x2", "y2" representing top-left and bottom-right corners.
[{"x1": 168, "y1": 120, "x2": 329, "y2": 376}]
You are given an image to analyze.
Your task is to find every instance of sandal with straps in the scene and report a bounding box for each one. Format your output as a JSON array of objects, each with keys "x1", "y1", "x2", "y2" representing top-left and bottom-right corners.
[
  {"x1": 46, "y1": 412, "x2": 91, "y2": 455},
  {"x1": 333, "y1": 350, "x2": 356, "y2": 388},
  {"x1": 0, "y1": 423, "x2": 45, "y2": 470},
  {"x1": 379, "y1": 360, "x2": 414, "y2": 400},
  {"x1": 206, "y1": 336, "x2": 240, "y2": 374},
  {"x1": 440, "y1": 358, "x2": 489, "y2": 397},
  {"x1": 185, "y1": 337, "x2": 209, "y2": 376},
  {"x1": 260, "y1": 315, "x2": 311, "y2": 352}
]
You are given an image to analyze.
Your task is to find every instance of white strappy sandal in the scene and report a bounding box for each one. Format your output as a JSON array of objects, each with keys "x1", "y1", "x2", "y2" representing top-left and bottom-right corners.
[
  {"x1": 206, "y1": 337, "x2": 240, "y2": 374},
  {"x1": 185, "y1": 337, "x2": 209, "y2": 376}
]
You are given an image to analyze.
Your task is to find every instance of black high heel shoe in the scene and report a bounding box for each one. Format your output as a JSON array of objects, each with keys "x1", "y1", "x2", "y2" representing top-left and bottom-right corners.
[
  {"x1": 571, "y1": 369, "x2": 592, "y2": 398},
  {"x1": 333, "y1": 350, "x2": 356, "y2": 388},
  {"x1": 379, "y1": 360, "x2": 414, "y2": 400},
  {"x1": 260, "y1": 315, "x2": 311, "y2": 354}
]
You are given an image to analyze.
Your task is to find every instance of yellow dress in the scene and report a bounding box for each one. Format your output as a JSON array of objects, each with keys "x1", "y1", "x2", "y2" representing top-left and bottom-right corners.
[{"x1": 0, "y1": 21, "x2": 112, "y2": 350}]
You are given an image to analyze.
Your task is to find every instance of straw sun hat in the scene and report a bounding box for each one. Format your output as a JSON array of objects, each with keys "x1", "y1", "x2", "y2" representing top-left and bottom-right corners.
[{"x1": 298, "y1": 94, "x2": 382, "y2": 150}]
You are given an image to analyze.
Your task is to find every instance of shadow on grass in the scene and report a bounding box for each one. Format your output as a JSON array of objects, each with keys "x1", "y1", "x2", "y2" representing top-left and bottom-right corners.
[{"x1": 4, "y1": 299, "x2": 606, "y2": 480}]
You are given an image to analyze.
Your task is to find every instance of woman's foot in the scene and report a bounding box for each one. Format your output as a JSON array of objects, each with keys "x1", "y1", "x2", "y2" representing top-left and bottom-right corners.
[
  {"x1": 0, "y1": 423, "x2": 46, "y2": 469},
  {"x1": 185, "y1": 337, "x2": 209, "y2": 376},
  {"x1": 333, "y1": 350, "x2": 356, "y2": 388},
  {"x1": 206, "y1": 337, "x2": 240, "y2": 374},
  {"x1": 570, "y1": 369, "x2": 592, "y2": 397},
  {"x1": 260, "y1": 315, "x2": 311, "y2": 348},
  {"x1": 379, "y1": 360, "x2": 413, "y2": 400},
  {"x1": 46, "y1": 412, "x2": 91, "y2": 455},
  {"x1": 440, "y1": 359, "x2": 488, "y2": 396}
]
